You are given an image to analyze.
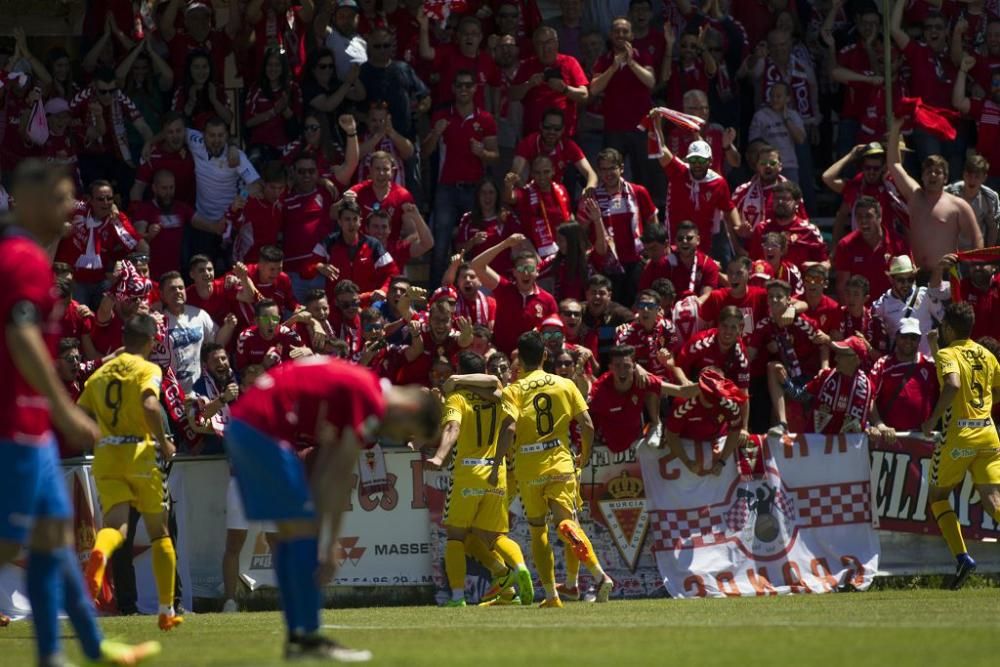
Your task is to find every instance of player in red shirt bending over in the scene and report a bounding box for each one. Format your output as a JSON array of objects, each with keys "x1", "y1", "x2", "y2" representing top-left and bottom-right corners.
[{"x1": 226, "y1": 357, "x2": 439, "y2": 661}]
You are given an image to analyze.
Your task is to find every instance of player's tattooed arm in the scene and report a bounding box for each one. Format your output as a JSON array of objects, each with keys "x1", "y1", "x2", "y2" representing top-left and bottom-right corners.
[{"x1": 443, "y1": 373, "x2": 502, "y2": 401}]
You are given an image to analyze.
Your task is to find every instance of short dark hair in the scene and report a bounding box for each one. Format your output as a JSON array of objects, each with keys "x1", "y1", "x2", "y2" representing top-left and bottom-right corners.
[
  {"x1": 457, "y1": 351, "x2": 486, "y2": 374},
  {"x1": 159, "y1": 271, "x2": 183, "y2": 287},
  {"x1": 10, "y1": 159, "x2": 71, "y2": 199},
  {"x1": 360, "y1": 306, "x2": 382, "y2": 324},
  {"x1": 587, "y1": 274, "x2": 612, "y2": 292},
  {"x1": 765, "y1": 279, "x2": 792, "y2": 297},
  {"x1": 596, "y1": 147, "x2": 623, "y2": 167},
  {"x1": 635, "y1": 289, "x2": 660, "y2": 305},
  {"x1": 254, "y1": 298, "x2": 279, "y2": 317},
  {"x1": 259, "y1": 245, "x2": 284, "y2": 263},
  {"x1": 204, "y1": 116, "x2": 228, "y2": 133},
  {"x1": 649, "y1": 278, "x2": 676, "y2": 303},
  {"x1": 608, "y1": 345, "x2": 636, "y2": 361},
  {"x1": 772, "y1": 181, "x2": 802, "y2": 201},
  {"x1": 853, "y1": 195, "x2": 881, "y2": 217},
  {"x1": 334, "y1": 280, "x2": 360, "y2": 297},
  {"x1": 943, "y1": 301, "x2": 975, "y2": 339},
  {"x1": 201, "y1": 342, "x2": 226, "y2": 364},
  {"x1": 304, "y1": 288, "x2": 328, "y2": 305},
  {"x1": 262, "y1": 160, "x2": 286, "y2": 183},
  {"x1": 338, "y1": 199, "x2": 362, "y2": 217},
  {"x1": 517, "y1": 331, "x2": 546, "y2": 369},
  {"x1": 719, "y1": 305, "x2": 743, "y2": 325},
  {"x1": 58, "y1": 337, "x2": 80, "y2": 355},
  {"x1": 676, "y1": 221, "x2": 699, "y2": 237},
  {"x1": 123, "y1": 314, "x2": 158, "y2": 349},
  {"x1": 188, "y1": 254, "x2": 212, "y2": 271},
  {"x1": 846, "y1": 275, "x2": 871, "y2": 294}
]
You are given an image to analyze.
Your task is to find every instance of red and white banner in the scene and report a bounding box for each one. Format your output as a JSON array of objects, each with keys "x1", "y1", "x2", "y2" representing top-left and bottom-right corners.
[{"x1": 638, "y1": 434, "x2": 880, "y2": 597}]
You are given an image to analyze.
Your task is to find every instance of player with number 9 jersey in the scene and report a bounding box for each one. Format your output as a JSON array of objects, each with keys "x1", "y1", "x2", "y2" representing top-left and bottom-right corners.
[
  {"x1": 78, "y1": 353, "x2": 166, "y2": 514},
  {"x1": 503, "y1": 369, "x2": 588, "y2": 515}
]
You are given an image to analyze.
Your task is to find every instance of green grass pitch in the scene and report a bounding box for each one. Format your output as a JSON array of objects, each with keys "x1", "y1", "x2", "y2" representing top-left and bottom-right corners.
[{"x1": 3, "y1": 590, "x2": 999, "y2": 666}]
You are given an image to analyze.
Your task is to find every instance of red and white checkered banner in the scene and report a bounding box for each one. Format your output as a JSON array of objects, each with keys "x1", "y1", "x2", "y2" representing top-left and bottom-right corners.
[{"x1": 637, "y1": 434, "x2": 879, "y2": 597}]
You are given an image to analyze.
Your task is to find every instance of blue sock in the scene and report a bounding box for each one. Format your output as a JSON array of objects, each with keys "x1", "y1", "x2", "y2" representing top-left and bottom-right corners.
[
  {"x1": 57, "y1": 547, "x2": 102, "y2": 659},
  {"x1": 273, "y1": 540, "x2": 301, "y2": 637},
  {"x1": 26, "y1": 550, "x2": 63, "y2": 661},
  {"x1": 285, "y1": 537, "x2": 321, "y2": 635}
]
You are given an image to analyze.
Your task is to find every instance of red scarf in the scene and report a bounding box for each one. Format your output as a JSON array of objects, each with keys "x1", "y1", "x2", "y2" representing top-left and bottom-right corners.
[
  {"x1": 813, "y1": 369, "x2": 871, "y2": 434},
  {"x1": 455, "y1": 291, "x2": 490, "y2": 327},
  {"x1": 594, "y1": 179, "x2": 644, "y2": 259},
  {"x1": 524, "y1": 182, "x2": 568, "y2": 258}
]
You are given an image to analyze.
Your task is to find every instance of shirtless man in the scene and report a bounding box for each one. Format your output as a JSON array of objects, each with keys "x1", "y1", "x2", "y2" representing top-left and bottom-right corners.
[{"x1": 887, "y1": 117, "x2": 981, "y2": 271}]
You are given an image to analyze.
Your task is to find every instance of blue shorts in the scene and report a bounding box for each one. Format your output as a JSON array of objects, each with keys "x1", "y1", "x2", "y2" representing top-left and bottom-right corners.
[
  {"x1": 0, "y1": 439, "x2": 72, "y2": 543},
  {"x1": 223, "y1": 420, "x2": 315, "y2": 522}
]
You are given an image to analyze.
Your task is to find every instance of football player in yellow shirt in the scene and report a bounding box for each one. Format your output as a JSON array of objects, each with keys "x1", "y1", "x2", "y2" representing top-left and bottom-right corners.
[
  {"x1": 78, "y1": 314, "x2": 183, "y2": 630},
  {"x1": 504, "y1": 331, "x2": 613, "y2": 607},
  {"x1": 427, "y1": 352, "x2": 534, "y2": 607},
  {"x1": 921, "y1": 302, "x2": 1000, "y2": 589}
]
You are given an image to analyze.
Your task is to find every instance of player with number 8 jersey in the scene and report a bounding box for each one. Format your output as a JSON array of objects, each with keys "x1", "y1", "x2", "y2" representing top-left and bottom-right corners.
[{"x1": 503, "y1": 332, "x2": 614, "y2": 607}]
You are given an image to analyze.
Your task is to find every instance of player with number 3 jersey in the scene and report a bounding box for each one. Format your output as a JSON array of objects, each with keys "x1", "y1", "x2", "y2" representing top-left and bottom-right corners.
[{"x1": 503, "y1": 332, "x2": 614, "y2": 607}]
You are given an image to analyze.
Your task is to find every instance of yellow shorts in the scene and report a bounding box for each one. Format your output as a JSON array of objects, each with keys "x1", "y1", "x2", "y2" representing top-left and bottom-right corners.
[
  {"x1": 930, "y1": 429, "x2": 1000, "y2": 488},
  {"x1": 92, "y1": 442, "x2": 167, "y2": 515},
  {"x1": 504, "y1": 464, "x2": 519, "y2": 510},
  {"x1": 519, "y1": 472, "x2": 578, "y2": 520},
  {"x1": 444, "y1": 483, "x2": 509, "y2": 533}
]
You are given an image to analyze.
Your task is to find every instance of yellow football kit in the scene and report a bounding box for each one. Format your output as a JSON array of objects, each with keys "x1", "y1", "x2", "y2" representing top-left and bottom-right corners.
[
  {"x1": 78, "y1": 353, "x2": 167, "y2": 515},
  {"x1": 933, "y1": 339, "x2": 1000, "y2": 488},
  {"x1": 441, "y1": 389, "x2": 516, "y2": 532},
  {"x1": 503, "y1": 369, "x2": 587, "y2": 519}
]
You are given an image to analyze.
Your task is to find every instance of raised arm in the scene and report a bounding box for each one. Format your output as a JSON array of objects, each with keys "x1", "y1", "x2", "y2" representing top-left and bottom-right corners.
[
  {"x1": 401, "y1": 203, "x2": 434, "y2": 259},
  {"x1": 648, "y1": 112, "x2": 675, "y2": 167},
  {"x1": 159, "y1": 0, "x2": 183, "y2": 43},
  {"x1": 469, "y1": 233, "x2": 526, "y2": 290},
  {"x1": 953, "y1": 55, "x2": 975, "y2": 115},
  {"x1": 890, "y1": 0, "x2": 910, "y2": 51},
  {"x1": 822, "y1": 144, "x2": 865, "y2": 194},
  {"x1": 887, "y1": 116, "x2": 919, "y2": 200}
]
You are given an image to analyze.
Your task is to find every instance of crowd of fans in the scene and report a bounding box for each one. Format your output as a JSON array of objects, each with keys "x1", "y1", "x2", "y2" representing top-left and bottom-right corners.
[{"x1": 3, "y1": 0, "x2": 1000, "y2": 461}]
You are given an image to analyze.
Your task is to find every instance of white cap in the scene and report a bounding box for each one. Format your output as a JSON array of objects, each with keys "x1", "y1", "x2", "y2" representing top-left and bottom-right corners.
[
  {"x1": 897, "y1": 317, "x2": 921, "y2": 336},
  {"x1": 686, "y1": 140, "x2": 712, "y2": 161}
]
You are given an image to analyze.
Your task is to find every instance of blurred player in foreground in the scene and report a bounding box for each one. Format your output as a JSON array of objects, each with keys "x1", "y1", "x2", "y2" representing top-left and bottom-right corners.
[
  {"x1": 921, "y1": 302, "x2": 1000, "y2": 589},
  {"x1": 79, "y1": 314, "x2": 184, "y2": 631},
  {"x1": 225, "y1": 357, "x2": 440, "y2": 661},
  {"x1": 0, "y1": 160, "x2": 160, "y2": 665}
]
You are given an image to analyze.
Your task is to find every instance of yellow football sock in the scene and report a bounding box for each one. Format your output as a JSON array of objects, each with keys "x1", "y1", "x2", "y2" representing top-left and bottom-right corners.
[
  {"x1": 529, "y1": 525, "x2": 556, "y2": 597},
  {"x1": 564, "y1": 545, "x2": 580, "y2": 588},
  {"x1": 89, "y1": 528, "x2": 124, "y2": 588},
  {"x1": 557, "y1": 520, "x2": 605, "y2": 579},
  {"x1": 492, "y1": 535, "x2": 526, "y2": 569},
  {"x1": 151, "y1": 537, "x2": 177, "y2": 608},
  {"x1": 463, "y1": 533, "x2": 505, "y2": 578},
  {"x1": 931, "y1": 500, "x2": 967, "y2": 556},
  {"x1": 444, "y1": 540, "x2": 466, "y2": 593}
]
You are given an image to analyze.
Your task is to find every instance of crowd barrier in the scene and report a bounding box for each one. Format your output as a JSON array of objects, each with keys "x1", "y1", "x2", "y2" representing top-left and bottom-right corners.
[{"x1": 1, "y1": 434, "x2": 998, "y2": 614}]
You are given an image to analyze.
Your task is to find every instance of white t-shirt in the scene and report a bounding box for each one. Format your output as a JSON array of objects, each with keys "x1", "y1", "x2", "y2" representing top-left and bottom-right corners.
[
  {"x1": 166, "y1": 304, "x2": 217, "y2": 393},
  {"x1": 748, "y1": 107, "x2": 804, "y2": 170},
  {"x1": 187, "y1": 129, "x2": 260, "y2": 221}
]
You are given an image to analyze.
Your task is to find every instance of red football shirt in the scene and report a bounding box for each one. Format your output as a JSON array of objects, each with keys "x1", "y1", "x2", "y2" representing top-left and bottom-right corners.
[
  {"x1": 130, "y1": 200, "x2": 195, "y2": 280},
  {"x1": 428, "y1": 44, "x2": 498, "y2": 108},
  {"x1": 513, "y1": 183, "x2": 571, "y2": 258},
  {"x1": 666, "y1": 395, "x2": 741, "y2": 441},
  {"x1": 513, "y1": 133, "x2": 585, "y2": 184},
  {"x1": 805, "y1": 295, "x2": 843, "y2": 336},
  {"x1": 431, "y1": 106, "x2": 497, "y2": 185},
  {"x1": 592, "y1": 49, "x2": 655, "y2": 132},
  {"x1": 676, "y1": 329, "x2": 751, "y2": 390},
  {"x1": 513, "y1": 54, "x2": 589, "y2": 136},
  {"x1": 228, "y1": 195, "x2": 284, "y2": 264},
  {"x1": 833, "y1": 229, "x2": 907, "y2": 303},
  {"x1": 749, "y1": 216, "x2": 829, "y2": 268},
  {"x1": 699, "y1": 286, "x2": 769, "y2": 337},
  {"x1": 491, "y1": 277, "x2": 558, "y2": 355},
  {"x1": 968, "y1": 99, "x2": 1000, "y2": 179},
  {"x1": 83, "y1": 312, "x2": 123, "y2": 358},
  {"x1": 136, "y1": 146, "x2": 197, "y2": 207},
  {"x1": 614, "y1": 319, "x2": 680, "y2": 376},
  {"x1": 231, "y1": 358, "x2": 386, "y2": 446},
  {"x1": 902, "y1": 40, "x2": 956, "y2": 110},
  {"x1": 235, "y1": 324, "x2": 303, "y2": 369},
  {"x1": 638, "y1": 251, "x2": 720, "y2": 298},
  {"x1": 869, "y1": 353, "x2": 938, "y2": 430},
  {"x1": 0, "y1": 229, "x2": 61, "y2": 444},
  {"x1": 663, "y1": 156, "x2": 734, "y2": 251},
  {"x1": 281, "y1": 188, "x2": 336, "y2": 272},
  {"x1": 588, "y1": 371, "x2": 662, "y2": 453},
  {"x1": 591, "y1": 181, "x2": 656, "y2": 264},
  {"x1": 748, "y1": 313, "x2": 823, "y2": 377},
  {"x1": 187, "y1": 279, "x2": 238, "y2": 326},
  {"x1": 347, "y1": 180, "x2": 416, "y2": 247}
]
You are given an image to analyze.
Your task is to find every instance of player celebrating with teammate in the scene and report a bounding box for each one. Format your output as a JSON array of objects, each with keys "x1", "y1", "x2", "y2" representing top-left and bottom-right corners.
[
  {"x1": 79, "y1": 313, "x2": 184, "y2": 631},
  {"x1": 427, "y1": 352, "x2": 534, "y2": 607},
  {"x1": 225, "y1": 357, "x2": 440, "y2": 661},
  {"x1": 0, "y1": 160, "x2": 160, "y2": 665},
  {"x1": 921, "y1": 303, "x2": 1000, "y2": 589},
  {"x1": 506, "y1": 331, "x2": 614, "y2": 607}
]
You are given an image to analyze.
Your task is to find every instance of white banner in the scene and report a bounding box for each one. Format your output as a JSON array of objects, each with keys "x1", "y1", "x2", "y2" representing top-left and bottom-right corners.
[
  {"x1": 638, "y1": 434, "x2": 880, "y2": 597},
  {"x1": 239, "y1": 450, "x2": 433, "y2": 588}
]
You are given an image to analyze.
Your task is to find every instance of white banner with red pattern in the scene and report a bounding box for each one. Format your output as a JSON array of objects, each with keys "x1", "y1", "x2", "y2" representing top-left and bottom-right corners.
[{"x1": 638, "y1": 434, "x2": 880, "y2": 597}]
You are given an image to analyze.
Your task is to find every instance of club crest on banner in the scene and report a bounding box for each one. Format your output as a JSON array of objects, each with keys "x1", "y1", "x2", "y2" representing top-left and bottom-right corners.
[
  {"x1": 724, "y1": 478, "x2": 797, "y2": 558},
  {"x1": 598, "y1": 471, "x2": 650, "y2": 572}
]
